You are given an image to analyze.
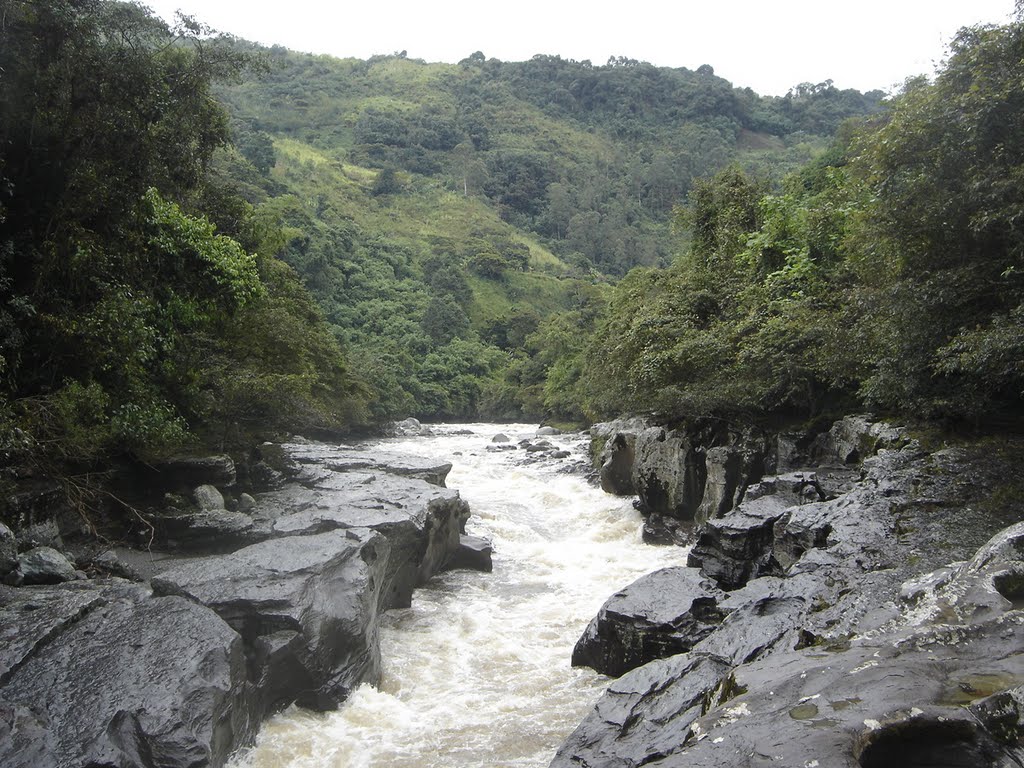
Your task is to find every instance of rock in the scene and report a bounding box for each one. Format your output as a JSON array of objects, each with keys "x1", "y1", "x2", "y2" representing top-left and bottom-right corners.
[
  {"x1": 525, "y1": 441, "x2": 554, "y2": 453},
  {"x1": 152, "y1": 454, "x2": 236, "y2": 489},
  {"x1": 145, "y1": 508, "x2": 260, "y2": 554},
  {"x1": 0, "y1": 522, "x2": 16, "y2": 576},
  {"x1": 632, "y1": 426, "x2": 707, "y2": 520},
  {"x1": 491, "y1": 433, "x2": 510, "y2": 443},
  {"x1": 447, "y1": 534, "x2": 493, "y2": 572},
  {"x1": 572, "y1": 567, "x2": 727, "y2": 677},
  {"x1": 90, "y1": 550, "x2": 144, "y2": 581},
  {"x1": 592, "y1": 418, "x2": 649, "y2": 495},
  {"x1": 695, "y1": 446, "x2": 744, "y2": 522},
  {"x1": 550, "y1": 450, "x2": 571, "y2": 459},
  {"x1": 811, "y1": 413, "x2": 909, "y2": 465},
  {"x1": 284, "y1": 443, "x2": 453, "y2": 487},
  {"x1": 641, "y1": 514, "x2": 693, "y2": 546},
  {"x1": 486, "y1": 443, "x2": 517, "y2": 452},
  {"x1": 0, "y1": 582, "x2": 251, "y2": 768},
  {"x1": 551, "y1": 652, "x2": 734, "y2": 768},
  {"x1": 153, "y1": 528, "x2": 389, "y2": 714},
  {"x1": 237, "y1": 492, "x2": 257, "y2": 512},
  {"x1": 263, "y1": 471, "x2": 470, "y2": 609},
  {"x1": 687, "y1": 495, "x2": 788, "y2": 590},
  {"x1": 536, "y1": 426, "x2": 562, "y2": 436},
  {"x1": 8, "y1": 547, "x2": 78, "y2": 585},
  {"x1": 193, "y1": 483, "x2": 225, "y2": 511},
  {"x1": 392, "y1": 417, "x2": 424, "y2": 436}
]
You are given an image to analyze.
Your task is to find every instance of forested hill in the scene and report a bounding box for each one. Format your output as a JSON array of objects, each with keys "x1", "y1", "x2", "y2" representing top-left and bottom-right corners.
[{"x1": 209, "y1": 46, "x2": 883, "y2": 422}]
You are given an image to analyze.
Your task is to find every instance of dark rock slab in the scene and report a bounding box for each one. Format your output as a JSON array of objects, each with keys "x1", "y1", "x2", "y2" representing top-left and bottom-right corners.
[
  {"x1": 447, "y1": 534, "x2": 493, "y2": 572},
  {"x1": 687, "y1": 495, "x2": 788, "y2": 590},
  {"x1": 551, "y1": 652, "x2": 734, "y2": 768},
  {"x1": 7, "y1": 546, "x2": 77, "y2": 586},
  {"x1": 284, "y1": 443, "x2": 452, "y2": 487},
  {"x1": 572, "y1": 567, "x2": 727, "y2": 677},
  {"x1": 143, "y1": 507, "x2": 262, "y2": 554},
  {"x1": 153, "y1": 528, "x2": 388, "y2": 714},
  {"x1": 151, "y1": 454, "x2": 236, "y2": 489},
  {"x1": 0, "y1": 583, "x2": 250, "y2": 768},
  {"x1": 263, "y1": 471, "x2": 470, "y2": 608}
]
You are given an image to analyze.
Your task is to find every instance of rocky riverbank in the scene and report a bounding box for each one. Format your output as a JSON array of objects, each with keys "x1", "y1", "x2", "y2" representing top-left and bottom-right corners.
[
  {"x1": 0, "y1": 438, "x2": 489, "y2": 767},
  {"x1": 555, "y1": 416, "x2": 1024, "y2": 767}
]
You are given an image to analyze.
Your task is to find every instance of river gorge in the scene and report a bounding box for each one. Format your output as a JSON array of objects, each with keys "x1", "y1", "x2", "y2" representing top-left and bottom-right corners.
[{"x1": 231, "y1": 424, "x2": 681, "y2": 768}]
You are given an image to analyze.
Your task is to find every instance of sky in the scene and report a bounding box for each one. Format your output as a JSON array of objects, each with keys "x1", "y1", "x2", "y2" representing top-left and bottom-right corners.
[{"x1": 140, "y1": 0, "x2": 1015, "y2": 96}]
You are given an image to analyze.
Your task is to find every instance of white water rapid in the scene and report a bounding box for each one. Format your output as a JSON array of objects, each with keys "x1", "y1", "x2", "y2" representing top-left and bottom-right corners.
[{"x1": 230, "y1": 424, "x2": 685, "y2": 768}]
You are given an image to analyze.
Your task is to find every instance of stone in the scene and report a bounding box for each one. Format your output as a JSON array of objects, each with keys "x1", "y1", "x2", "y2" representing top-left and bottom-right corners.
[
  {"x1": 491, "y1": 433, "x2": 510, "y2": 443},
  {"x1": 447, "y1": 534, "x2": 493, "y2": 572},
  {"x1": 263, "y1": 471, "x2": 470, "y2": 609},
  {"x1": 193, "y1": 483, "x2": 225, "y2": 511},
  {"x1": 146, "y1": 508, "x2": 260, "y2": 554},
  {"x1": 152, "y1": 454, "x2": 236, "y2": 489},
  {"x1": 550, "y1": 450, "x2": 571, "y2": 459},
  {"x1": 810, "y1": 414, "x2": 909, "y2": 466},
  {"x1": 392, "y1": 417, "x2": 424, "y2": 436},
  {"x1": 551, "y1": 652, "x2": 734, "y2": 768},
  {"x1": 153, "y1": 528, "x2": 389, "y2": 714},
  {"x1": 0, "y1": 583, "x2": 251, "y2": 768},
  {"x1": 10, "y1": 547, "x2": 77, "y2": 585},
  {"x1": 572, "y1": 567, "x2": 727, "y2": 677},
  {"x1": 695, "y1": 446, "x2": 743, "y2": 522},
  {"x1": 536, "y1": 426, "x2": 562, "y2": 436},
  {"x1": 687, "y1": 495, "x2": 788, "y2": 590},
  {"x1": 237, "y1": 492, "x2": 257, "y2": 512},
  {"x1": 284, "y1": 443, "x2": 453, "y2": 487}
]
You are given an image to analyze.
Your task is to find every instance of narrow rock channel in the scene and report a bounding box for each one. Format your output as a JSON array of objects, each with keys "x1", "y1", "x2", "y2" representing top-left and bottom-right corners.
[{"x1": 230, "y1": 424, "x2": 682, "y2": 768}]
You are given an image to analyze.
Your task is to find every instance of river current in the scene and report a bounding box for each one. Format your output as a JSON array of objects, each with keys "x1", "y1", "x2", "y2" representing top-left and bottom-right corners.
[{"x1": 230, "y1": 423, "x2": 683, "y2": 768}]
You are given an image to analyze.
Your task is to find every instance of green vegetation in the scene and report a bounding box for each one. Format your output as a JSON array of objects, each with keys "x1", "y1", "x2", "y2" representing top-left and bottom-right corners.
[
  {"x1": 211, "y1": 43, "x2": 881, "y2": 422},
  {"x1": 0, "y1": 0, "x2": 367, "y2": 476},
  {"x1": 7, "y1": 0, "x2": 1014, "y2": 490},
  {"x1": 563, "y1": 13, "x2": 1024, "y2": 429}
]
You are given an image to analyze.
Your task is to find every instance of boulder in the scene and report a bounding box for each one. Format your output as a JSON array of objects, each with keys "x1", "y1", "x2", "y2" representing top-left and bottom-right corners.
[
  {"x1": 0, "y1": 583, "x2": 251, "y2": 768},
  {"x1": 153, "y1": 528, "x2": 389, "y2": 714},
  {"x1": 144, "y1": 508, "x2": 261, "y2": 554},
  {"x1": 694, "y1": 446, "x2": 743, "y2": 522},
  {"x1": 193, "y1": 483, "x2": 225, "y2": 511},
  {"x1": 592, "y1": 417, "x2": 649, "y2": 495},
  {"x1": 237, "y1": 492, "x2": 257, "y2": 512},
  {"x1": 572, "y1": 567, "x2": 727, "y2": 677},
  {"x1": 263, "y1": 471, "x2": 470, "y2": 609},
  {"x1": 811, "y1": 414, "x2": 909, "y2": 465},
  {"x1": 152, "y1": 454, "x2": 236, "y2": 489},
  {"x1": 284, "y1": 443, "x2": 453, "y2": 487},
  {"x1": 687, "y1": 495, "x2": 788, "y2": 589},
  {"x1": 551, "y1": 652, "x2": 734, "y2": 768},
  {"x1": 7, "y1": 547, "x2": 78, "y2": 586},
  {"x1": 392, "y1": 417, "x2": 425, "y2": 436},
  {"x1": 536, "y1": 426, "x2": 562, "y2": 436},
  {"x1": 447, "y1": 534, "x2": 493, "y2": 572},
  {"x1": 491, "y1": 433, "x2": 510, "y2": 443}
]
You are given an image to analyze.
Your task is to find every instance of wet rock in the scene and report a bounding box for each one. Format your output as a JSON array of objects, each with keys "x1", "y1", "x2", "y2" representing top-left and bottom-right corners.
[
  {"x1": 7, "y1": 547, "x2": 78, "y2": 586},
  {"x1": 687, "y1": 495, "x2": 788, "y2": 590},
  {"x1": 264, "y1": 471, "x2": 470, "y2": 609},
  {"x1": 285, "y1": 443, "x2": 453, "y2": 487},
  {"x1": 641, "y1": 513, "x2": 692, "y2": 546},
  {"x1": 633, "y1": 426, "x2": 707, "y2": 520},
  {"x1": 811, "y1": 413, "x2": 909, "y2": 465},
  {"x1": 551, "y1": 652, "x2": 734, "y2": 768},
  {"x1": 525, "y1": 440, "x2": 554, "y2": 453},
  {"x1": 572, "y1": 567, "x2": 727, "y2": 677},
  {"x1": 90, "y1": 550, "x2": 144, "y2": 581},
  {"x1": 550, "y1": 450, "x2": 571, "y2": 459},
  {"x1": 153, "y1": 528, "x2": 388, "y2": 714},
  {"x1": 486, "y1": 443, "x2": 517, "y2": 452},
  {"x1": 491, "y1": 433, "x2": 510, "y2": 443},
  {"x1": 537, "y1": 426, "x2": 562, "y2": 436},
  {"x1": 145, "y1": 508, "x2": 261, "y2": 554},
  {"x1": 695, "y1": 446, "x2": 744, "y2": 522},
  {"x1": 237, "y1": 492, "x2": 257, "y2": 512},
  {"x1": 194, "y1": 483, "x2": 225, "y2": 511},
  {"x1": 392, "y1": 417, "x2": 425, "y2": 436},
  {"x1": 151, "y1": 454, "x2": 236, "y2": 489},
  {"x1": 0, "y1": 582, "x2": 251, "y2": 768},
  {"x1": 447, "y1": 534, "x2": 493, "y2": 572},
  {"x1": 592, "y1": 417, "x2": 649, "y2": 495}
]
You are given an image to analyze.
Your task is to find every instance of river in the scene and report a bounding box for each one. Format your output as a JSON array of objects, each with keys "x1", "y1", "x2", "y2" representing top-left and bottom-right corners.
[{"x1": 230, "y1": 423, "x2": 684, "y2": 768}]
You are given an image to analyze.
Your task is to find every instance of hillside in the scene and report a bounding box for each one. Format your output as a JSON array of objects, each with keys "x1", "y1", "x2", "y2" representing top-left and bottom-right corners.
[{"x1": 212, "y1": 47, "x2": 884, "y2": 422}]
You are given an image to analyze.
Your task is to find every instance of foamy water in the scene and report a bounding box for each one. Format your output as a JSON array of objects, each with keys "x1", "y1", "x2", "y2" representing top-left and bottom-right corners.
[{"x1": 229, "y1": 424, "x2": 684, "y2": 768}]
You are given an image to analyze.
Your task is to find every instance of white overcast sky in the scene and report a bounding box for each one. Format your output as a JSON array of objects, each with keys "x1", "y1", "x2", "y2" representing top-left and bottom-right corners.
[{"x1": 140, "y1": 0, "x2": 1014, "y2": 96}]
